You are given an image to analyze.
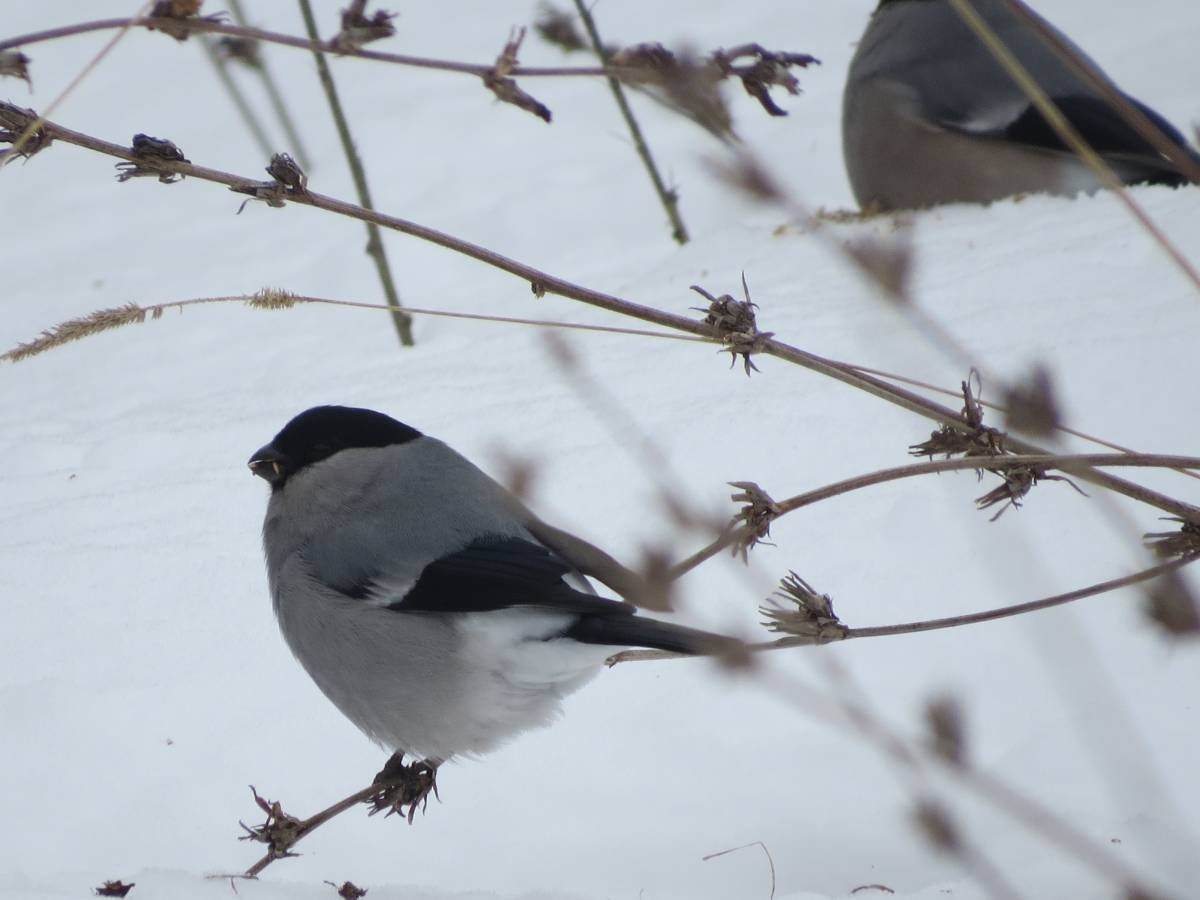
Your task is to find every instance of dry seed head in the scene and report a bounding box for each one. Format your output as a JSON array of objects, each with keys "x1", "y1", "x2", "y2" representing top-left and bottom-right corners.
[
  {"x1": 760, "y1": 571, "x2": 844, "y2": 640},
  {"x1": 1144, "y1": 518, "x2": 1200, "y2": 560},
  {"x1": 2, "y1": 304, "x2": 154, "y2": 363},
  {"x1": 1004, "y1": 364, "x2": 1060, "y2": 437},
  {"x1": 925, "y1": 695, "x2": 966, "y2": 766},
  {"x1": 248, "y1": 288, "x2": 299, "y2": 310},
  {"x1": 534, "y1": 4, "x2": 586, "y2": 53},
  {"x1": 0, "y1": 51, "x2": 31, "y2": 87},
  {"x1": 1143, "y1": 571, "x2": 1200, "y2": 638}
]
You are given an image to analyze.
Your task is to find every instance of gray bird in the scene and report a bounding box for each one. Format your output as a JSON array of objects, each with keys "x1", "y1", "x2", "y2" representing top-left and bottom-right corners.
[
  {"x1": 843, "y1": 0, "x2": 1199, "y2": 210},
  {"x1": 249, "y1": 405, "x2": 735, "y2": 806}
]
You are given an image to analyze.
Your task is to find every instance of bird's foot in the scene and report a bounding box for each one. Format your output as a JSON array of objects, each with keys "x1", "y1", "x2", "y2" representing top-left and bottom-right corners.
[{"x1": 367, "y1": 752, "x2": 440, "y2": 824}]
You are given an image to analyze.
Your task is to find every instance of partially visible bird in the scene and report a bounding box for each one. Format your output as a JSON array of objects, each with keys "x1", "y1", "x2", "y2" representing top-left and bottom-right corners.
[
  {"x1": 249, "y1": 405, "x2": 737, "y2": 806},
  {"x1": 842, "y1": 0, "x2": 1199, "y2": 210}
]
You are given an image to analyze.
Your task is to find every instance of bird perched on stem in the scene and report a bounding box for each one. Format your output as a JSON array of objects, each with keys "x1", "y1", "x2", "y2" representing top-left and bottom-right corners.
[
  {"x1": 249, "y1": 405, "x2": 738, "y2": 811},
  {"x1": 842, "y1": 0, "x2": 1200, "y2": 210}
]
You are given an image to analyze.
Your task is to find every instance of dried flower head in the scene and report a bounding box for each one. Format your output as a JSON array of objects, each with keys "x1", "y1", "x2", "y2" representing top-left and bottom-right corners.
[
  {"x1": 483, "y1": 27, "x2": 552, "y2": 123},
  {"x1": 712, "y1": 44, "x2": 819, "y2": 117},
  {"x1": 0, "y1": 101, "x2": 52, "y2": 163},
  {"x1": 267, "y1": 152, "x2": 308, "y2": 191},
  {"x1": 147, "y1": 0, "x2": 225, "y2": 41},
  {"x1": 1144, "y1": 518, "x2": 1200, "y2": 560},
  {"x1": 115, "y1": 133, "x2": 189, "y2": 184},
  {"x1": 0, "y1": 50, "x2": 31, "y2": 87},
  {"x1": 215, "y1": 36, "x2": 262, "y2": 69},
  {"x1": 239, "y1": 786, "x2": 304, "y2": 861},
  {"x1": 534, "y1": 4, "x2": 586, "y2": 53},
  {"x1": 690, "y1": 275, "x2": 774, "y2": 375},
  {"x1": 656, "y1": 49, "x2": 732, "y2": 139},
  {"x1": 727, "y1": 481, "x2": 781, "y2": 561},
  {"x1": 94, "y1": 881, "x2": 135, "y2": 898},
  {"x1": 1143, "y1": 570, "x2": 1200, "y2": 638},
  {"x1": 760, "y1": 571, "x2": 845, "y2": 642},
  {"x1": 334, "y1": 1, "x2": 398, "y2": 52},
  {"x1": 1004, "y1": 364, "x2": 1060, "y2": 437},
  {"x1": 324, "y1": 882, "x2": 368, "y2": 900},
  {"x1": 910, "y1": 374, "x2": 1005, "y2": 460}
]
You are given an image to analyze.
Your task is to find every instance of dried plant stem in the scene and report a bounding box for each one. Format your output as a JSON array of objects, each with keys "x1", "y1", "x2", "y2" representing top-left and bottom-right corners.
[
  {"x1": 199, "y1": 36, "x2": 275, "y2": 160},
  {"x1": 11, "y1": 111, "x2": 1198, "y2": 525},
  {"x1": 4, "y1": 2, "x2": 151, "y2": 159},
  {"x1": 235, "y1": 783, "x2": 382, "y2": 879},
  {"x1": 295, "y1": 0, "x2": 413, "y2": 346},
  {"x1": 761, "y1": 667, "x2": 1169, "y2": 899},
  {"x1": 946, "y1": 0, "x2": 1200, "y2": 298},
  {"x1": 846, "y1": 362, "x2": 1200, "y2": 482},
  {"x1": 611, "y1": 552, "x2": 1198, "y2": 664},
  {"x1": 0, "y1": 17, "x2": 623, "y2": 79},
  {"x1": 1, "y1": 292, "x2": 705, "y2": 363},
  {"x1": 226, "y1": 0, "x2": 312, "y2": 170},
  {"x1": 669, "y1": 454, "x2": 1200, "y2": 579},
  {"x1": 571, "y1": 0, "x2": 688, "y2": 245}
]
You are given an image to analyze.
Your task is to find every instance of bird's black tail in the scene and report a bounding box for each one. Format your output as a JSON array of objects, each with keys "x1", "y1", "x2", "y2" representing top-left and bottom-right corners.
[{"x1": 563, "y1": 613, "x2": 742, "y2": 656}]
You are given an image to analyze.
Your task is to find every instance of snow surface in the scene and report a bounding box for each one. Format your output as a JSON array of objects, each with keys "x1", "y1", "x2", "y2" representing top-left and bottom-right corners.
[{"x1": 3, "y1": 1, "x2": 1199, "y2": 898}]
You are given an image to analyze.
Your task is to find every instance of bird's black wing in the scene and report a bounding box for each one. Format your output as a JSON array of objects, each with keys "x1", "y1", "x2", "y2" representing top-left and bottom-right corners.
[
  {"x1": 969, "y1": 94, "x2": 1198, "y2": 186},
  {"x1": 380, "y1": 536, "x2": 734, "y2": 655},
  {"x1": 388, "y1": 535, "x2": 635, "y2": 617}
]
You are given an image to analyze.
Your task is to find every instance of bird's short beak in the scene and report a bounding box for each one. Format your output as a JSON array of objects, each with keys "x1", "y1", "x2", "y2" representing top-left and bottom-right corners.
[{"x1": 248, "y1": 444, "x2": 288, "y2": 485}]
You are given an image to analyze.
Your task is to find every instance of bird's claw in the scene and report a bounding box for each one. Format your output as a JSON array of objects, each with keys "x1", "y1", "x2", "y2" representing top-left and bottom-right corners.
[{"x1": 367, "y1": 753, "x2": 439, "y2": 824}]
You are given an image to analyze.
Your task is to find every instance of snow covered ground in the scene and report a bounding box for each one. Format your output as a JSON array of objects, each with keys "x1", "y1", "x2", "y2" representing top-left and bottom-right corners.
[{"x1": 3, "y1": 1, "x2": 1199, "y2": 898}]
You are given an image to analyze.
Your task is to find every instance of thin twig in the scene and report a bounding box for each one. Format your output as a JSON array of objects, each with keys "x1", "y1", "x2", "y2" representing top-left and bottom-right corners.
[
  {"x1": 609, "y1": 552, "x2": 1198, "y2": 664},
  {"x1": 6, "y1": 108, "x2": 1197, "y2": 525},
  {"x1": 0, "y1": 291, "x2": 708, "y2": 363},
  {"x1": 0, "y1": 17, "x2": 652, "y2": 79},
  {"x1": 571, "y1": 0, "x2": 688, "y2": 244},
  {"x1": 845, "y1": 362, "x2": 1200, "y2": 482},
  {"x1": 4, "y1": 2, "x2": 152, "y2": 159},
  {"x1": 668, "y1": 454, "x2": 1200, "y2": 580},
  {"x1": 296, "y1": 0, "x2": 413, "y2": 346},
  {"x1": 702, "y1": 841, "x2": 776, "y2": 899},
  {"x1": 946, "y1": 0, "x2": 1200, "y2": 299},
  {"x1": 233, "y1": 783, "x2": 383, "y2": 879},
  {"x1": 199, "y1": 36, "x2": 275, "y2": 159},
  {"x1": 226, "y1": 0, "x2": 312, "y2": 170}
]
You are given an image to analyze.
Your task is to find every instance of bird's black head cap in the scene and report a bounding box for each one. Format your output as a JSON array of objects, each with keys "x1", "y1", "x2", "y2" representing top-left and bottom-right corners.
[{"x1": 249, "y1": 405, "x2": 422, "y2": 487}]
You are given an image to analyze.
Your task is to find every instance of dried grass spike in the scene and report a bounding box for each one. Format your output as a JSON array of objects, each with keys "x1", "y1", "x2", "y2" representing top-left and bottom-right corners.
[
  {"x1": 248, "y1": 288, "x2": 299, "y2": 310},
  {"x1": 2, "y1": 303, "x2": 151, "y2": 363}
]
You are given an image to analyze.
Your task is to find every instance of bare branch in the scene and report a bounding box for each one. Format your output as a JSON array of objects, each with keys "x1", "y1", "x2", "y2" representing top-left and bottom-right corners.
[{"x1": 5, "y1": 105, "x2": 1196, "y2": 525}]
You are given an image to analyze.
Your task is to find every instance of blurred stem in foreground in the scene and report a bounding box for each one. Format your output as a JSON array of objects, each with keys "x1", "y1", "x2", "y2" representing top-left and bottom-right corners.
[{"x1": 295, "y1": 0, "x2": 414, "y2": 346}]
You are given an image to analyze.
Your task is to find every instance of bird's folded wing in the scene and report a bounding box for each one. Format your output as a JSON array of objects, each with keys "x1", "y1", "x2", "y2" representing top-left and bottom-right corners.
[
  {"x1": 943, "y1": 92, "x2": 1198, "y2": 183},
  {"x1": 378, "y1": 536, "x2": 638, "y2": 617}
]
